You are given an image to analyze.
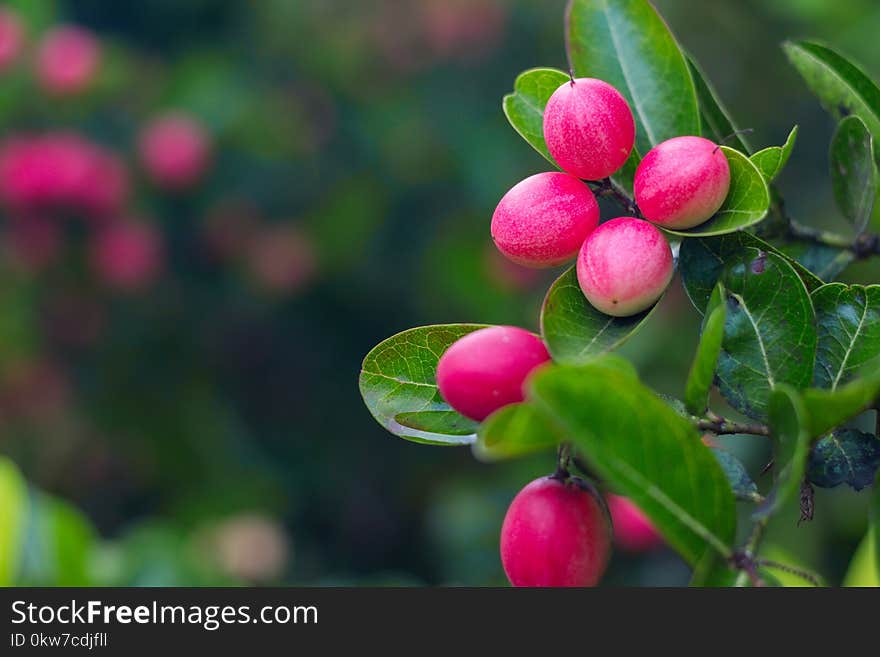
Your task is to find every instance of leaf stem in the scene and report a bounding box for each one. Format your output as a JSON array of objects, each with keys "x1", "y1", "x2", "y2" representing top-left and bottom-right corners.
[
  {"x1": 694, "y1": 416, "x2": 770, "y2": 436},
  {"x1": 587, "y1": 178, "x2": 643, "y2": 217},
  {"x1": 733, "y1": 517, "x2": 769, "y2": 587},
  {"x1": 774, "y1": 196, "x2": 880, "y2": 259}
]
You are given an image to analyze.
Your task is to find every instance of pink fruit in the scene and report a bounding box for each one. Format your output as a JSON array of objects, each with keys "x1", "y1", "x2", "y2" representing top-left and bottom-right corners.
[
  {"x1": 491, "y1": 172, "x2": 599, "y2": 268},
  {"x1": 36, "y1": 25, "x2": 100, "y2": 95},
  {"x1": 138, "y1": 112, "x2": 212, "y2": 191},
  {"x1": 0, "y1": 132, "x2": 129, "y2": 216},
  {"x1": 607, "y1": 494, "x2": 663, "y2": 553},
  {"x1": 501, "y1": 476, "x2": 612, "y2": 587},
  {"x1": 90, "y1": 220, "x2": 163, "y2": 291},
  {"x1": 543, "y1": 78, "x2": 635, "y2": 180},
  {"x1": 577, "y1": 216, "x2": 673, "y2": 317},
  {"x1": 436, "y1": 325, "x2": 550, "y2": 421},
  {"x1": 0, "y1": 8, "x2": 24, "y2": 72},
  {"x1": 634, "y1": 136, "x2": 731, "y2": 230}
]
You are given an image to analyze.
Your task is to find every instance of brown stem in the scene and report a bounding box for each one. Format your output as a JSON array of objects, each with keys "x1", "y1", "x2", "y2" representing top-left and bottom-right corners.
[{"x1": 694, "y1": 417, "x2": 770, "y2": 436}]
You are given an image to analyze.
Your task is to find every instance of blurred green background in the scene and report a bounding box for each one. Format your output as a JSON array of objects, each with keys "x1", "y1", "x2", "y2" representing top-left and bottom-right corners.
[{"x1": 0, "y1": 0, "x2": 878, "y2": 587}]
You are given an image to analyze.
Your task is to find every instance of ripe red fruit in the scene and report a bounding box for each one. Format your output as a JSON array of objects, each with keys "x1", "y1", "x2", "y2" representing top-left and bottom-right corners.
[
  {"x1": 491, "y1": 172, "x2": 599, "y2": 268},
  {"x1": 543, "y1": 78, "x2": 635, "y2": 180},
  {"x1": 436, "y1": 326, "x2": 550, "y2": 422},
  {"x1": 36, "y1": 25, "x2": 100, "y2": 96},
  {"x1": 139, "y1": 112, "x2": 212, "y2": 191},
  {"x1": 501, "y1": 476, "x2": 612, "y2": 587},
  {"x1": 607, "y1": 494, "x2": 663, "y2": 553},
  {"x1": 634, "y1": 136, "x2": 731, "y2": 230},
  {"x1": 577, "y1": 216, "x2": 673, "y2": 317}
]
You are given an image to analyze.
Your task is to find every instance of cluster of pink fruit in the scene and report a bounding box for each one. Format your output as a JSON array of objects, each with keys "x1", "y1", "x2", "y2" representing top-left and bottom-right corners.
[
  {"x1": 436, "y1": 77, "x2": 731, "y2": 586},
  {"x1": 0, "y1": 9, "x2": 214, "y2": 291}
]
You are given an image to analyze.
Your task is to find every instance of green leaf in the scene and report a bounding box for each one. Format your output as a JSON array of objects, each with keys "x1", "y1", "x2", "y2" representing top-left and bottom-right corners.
[
  {"x1": 776, "y1": 240, "x2": 855, "y2": 281},
  {"x1": 751, "y1": 125, "x2": 799, "y2": 182},
  {"x1": 687, "y1": 55, "x2": 752, "y2": 154},
  {"x1": 529, "y1": 358, "x2": 737, "y2": 565},
  {"x1": 681, "y1": 232, "x2": 824, "y2": 313},
  {"x1": 754, "y1": 385, "x2": 812, "y2": 520},
  {"x1": 783, "y1": 41, "x2": 880, "y2": 155},
  {"x1": 812, "y1": 284, "x2": 880, "y2": 389},
  {"x1": 661, "y1": 148, "x2": 770, "y2": 237},
  {"x1": 394, "y1": 411, "x2": 478, "y2": 436},
  {"x1": 842, "y1": 528, "x2": 880, "y2": 586},
  {"x1": 359, "y1": 324, "x2": 489, "y2": 445},
  {"x1": 540, "y1": 265, "x2": 662, "y2": 364},
  {"x1": 716, "y1": 250, "x2": 818, "y2": 420},
  {"x1": 565, "y1": 0, "x2": 700, "y2": 157},
  {"x1": 830, "y1": 116, "x2": 878, "y2": 233},
  {"x1": 473, "y1": 403, "x2": 563, "y2": 461},
  {"x1": 685, "y1": 284, "x2": 727, "y2": 415},
  {"x1": 800, "y1": 368, "x2": 880, "y2": 439},
  {"x1": 711, "y1": 447, "x2": 760, "y2": 502},
  {"x1": 0, "y1": 457, "x2": 27, "y2": 586},
  {"x1": 808, "y1": 429, "x2": 880, "y2": 491},
  {"x1": 502, "y1": 67, "x2": 570, "y2": 166}
]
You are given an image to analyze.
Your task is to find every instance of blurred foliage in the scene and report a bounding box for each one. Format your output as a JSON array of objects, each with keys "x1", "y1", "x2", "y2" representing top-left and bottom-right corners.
[{"x1": 0, "y1": 0, "x2": 877, "y2": 586}]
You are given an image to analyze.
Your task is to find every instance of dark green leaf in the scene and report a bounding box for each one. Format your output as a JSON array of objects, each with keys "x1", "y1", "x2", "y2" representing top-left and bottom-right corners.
[
  {"x1": 0, "y1": 457, "x2": 26, "y2": 586},
  {"x1": 661, "y1": 148, "x2": 770, "y2": 237},
  {"x1": 715, "y1": 250, "x2": 817, "y2": 420},
  {"x1": 473, "y1": 403, "x2": 563, "y2": 461},
  {"x1": 685, "y1": 284, "x2": 727, "y2": 415},
  {"x1": 830, "y1": 116, "x2": 878, "y2": 233},
  {"x1": 359, "y1": 324, "x2": 489, "y2": 445},
  {"x1": 776, "y1": 240, "x2": 854, "y2": 281},
  {"x1": 813, "y1": 284, "x2": 880, "y2": 389},
  {"x1": 783, "y1": 41, "x2": 880, "y2": 153},
  {"x1": 751, "y1": 126, "x2": 799, "y2": 182},
  {"x1": 808, "y1": 429, "x2": 880, "y2": 491},
  {"x1": 566, "y1": 0, "x2": 699, "y2": 157},
  {"x1": 687, "y1": 55, "x2": 752, "y2": 154},
  {"x1": 529, "y1": 357, "x2": 737, "y2": 565},
  {"x1": 801, "y1": 368, "x2": 880, "y2": 439},
  {"x1": 540, "y1": 265, "x2": 661, "y2": 364},
  {"x1": 754, "y1": 385, "x2": 811, "y2": 520},
  {"x1": 711, "y1": 447, "x2": 760, "y2": 502},
  {"x1": 680, "y1": 231, "x2": 823, "y2": 313},
  {"x1": 502, "y1": 67, "x2": 570, "y2": 166}
]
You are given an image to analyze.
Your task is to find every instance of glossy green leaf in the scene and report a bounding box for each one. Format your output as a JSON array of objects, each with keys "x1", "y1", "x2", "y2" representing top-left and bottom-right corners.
[
  {"x1": 540, "y1": 265, "x2": 661, "y2": 364},
  {"x1": 661, "y1": 148, "x2": 770, "y2": 237},
  {"x1": 776, "y1": 240, "x2": 855, "y2": 281},
  {"x1": 529, "y1": 358, "x2": 737, "y2": 565},
  {"x1": 716, "y1": 250, "x2": 817, "y2": 420},
  {"x1": 711, "y1": 447, "x2": 760, "y2": 502},
  {"x1": 359, "y1": 324, "x2": 489, "y2": 445},
  {"x1": 680, "y1": 232, "x2": 824, "y2": 313},
  {"x1": 473, "y1": 403, "x2": 563, "y2": 461},
  {"x1": 801, "y1": 368, "x2": 880, "y2": 439},
  {"x1": 687, "y1": 55, "x2": 752, "y2": 154},
  {"x1": 843, "y1": 529, "x2": 880, "y2": 586},
  {"x1": 502, "y1": 67, "x2": 570, "y2": 166},
  {"x1": 783, "y1": 41, "x2": 880, "y2": 153},
  {"x1": 813, "y1": 284, "x2": 880, "y2": 389},
  {"x1": 754, "y1": 385, "x2": 812, "y2": 520},
  {"x1": 808, "y1": 429, "x2": 880, "y2": 491},
  {"x1": 0, "y1": 457, "x2": 27, "y2": 586},
  {"x1": 751, "y1": 125, "x2": 799, "y2": 182},
  {"x1": 565, "y1": 0, "x2": 699, "y2": 157},
  {"x1": 831, "y1": 116, "x2": 878, "y2": 233},
  {"x1": 685, "y1": 284, "x2": 727, "y2": 415}
]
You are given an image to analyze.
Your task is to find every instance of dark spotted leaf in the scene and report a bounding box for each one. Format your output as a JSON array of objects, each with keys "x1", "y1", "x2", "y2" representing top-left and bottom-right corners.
[{"x1": 808, "y1": 429, "x2": 880, "y2": 491}]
